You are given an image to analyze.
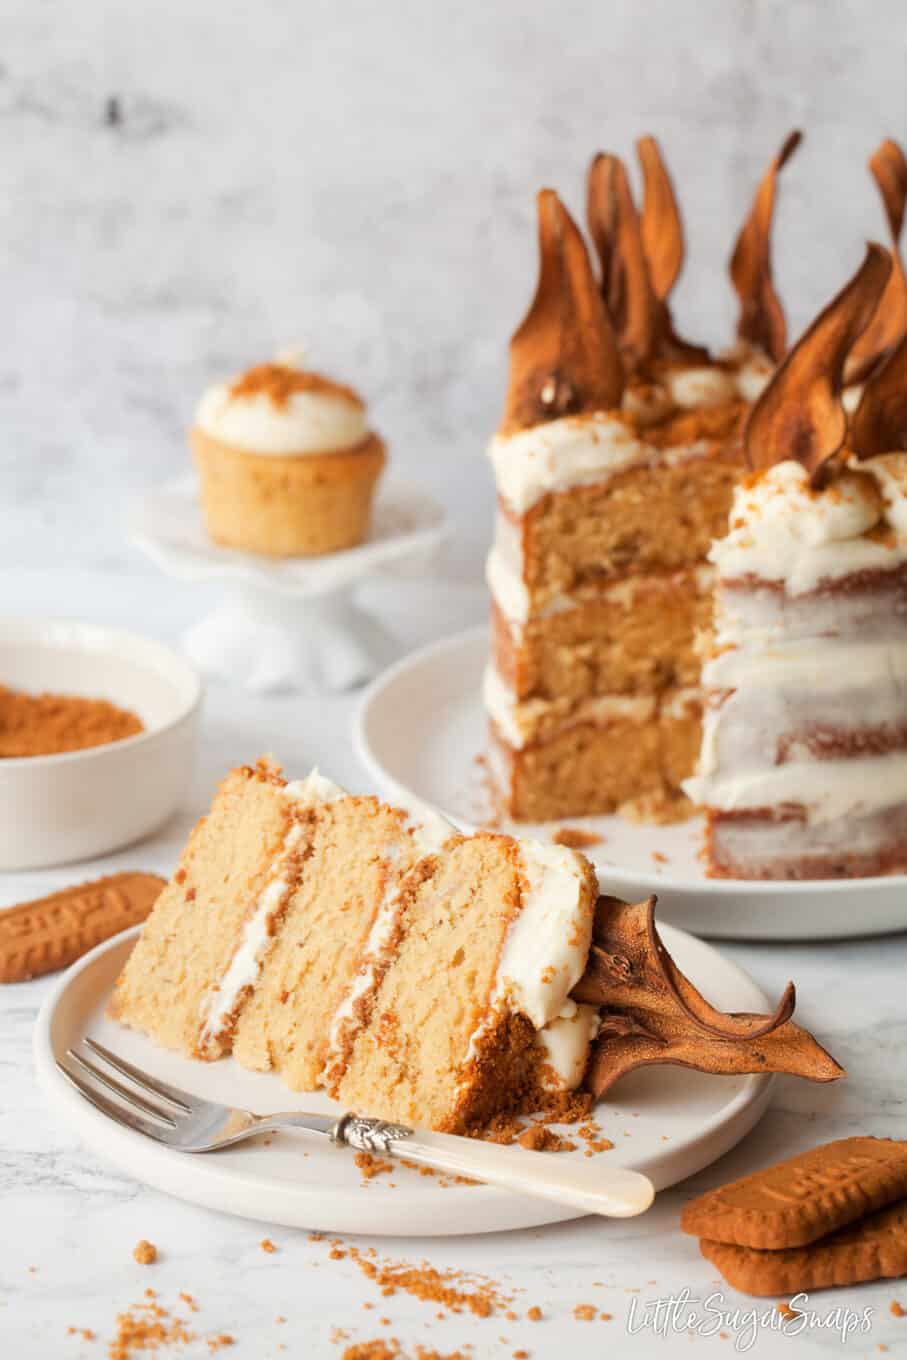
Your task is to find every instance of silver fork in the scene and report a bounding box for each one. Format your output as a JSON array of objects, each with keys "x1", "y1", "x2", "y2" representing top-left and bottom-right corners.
[{"x1": 58, "y1": 1038, "x2": 654, "y2": 1219}]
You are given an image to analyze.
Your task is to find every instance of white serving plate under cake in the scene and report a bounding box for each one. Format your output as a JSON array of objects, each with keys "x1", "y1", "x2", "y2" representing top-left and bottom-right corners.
[
  {"x1": 35, "y1": 923, "x2": 773, "y2": 1237},
  {"x1": 0, "y1": 618, "x2": 201, "y2": 870},
  {"x1": 355, "y1": 628, "x2": 907, "y2": 942}
]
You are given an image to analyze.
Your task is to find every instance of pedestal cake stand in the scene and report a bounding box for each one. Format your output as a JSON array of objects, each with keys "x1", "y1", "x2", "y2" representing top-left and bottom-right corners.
[{"x1": 130, "y1": 474, "x2": 446, "y2": 693}]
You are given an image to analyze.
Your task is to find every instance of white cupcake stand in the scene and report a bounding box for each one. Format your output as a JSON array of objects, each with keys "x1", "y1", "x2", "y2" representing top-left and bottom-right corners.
[{"x1": 129, "y1": 475, "x2": 446, "y2": 693}]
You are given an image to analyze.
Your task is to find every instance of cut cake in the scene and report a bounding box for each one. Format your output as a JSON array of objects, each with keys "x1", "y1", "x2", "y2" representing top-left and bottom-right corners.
[{"x1": 485, "y1": 135, "x2": 799, "y2": 823}]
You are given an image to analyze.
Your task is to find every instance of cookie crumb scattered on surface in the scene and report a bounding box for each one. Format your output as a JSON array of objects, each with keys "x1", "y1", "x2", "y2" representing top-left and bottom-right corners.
[
  {"x1": 551, "y1": 827, "x2": 602, "y2": 849},
  {"x1": 341, "y1": 1341, "x2": 400, "y2": 1360},
  {"x1": 527, "y1": 1306, "x2": 543, "y2": 1321},
  {"x1": 891, "y1": 1300, "x2": 906, "y2": 1317},
  {"x1": 355, "y1": 1151, "x2": 394, "y2": 1182},
  {"x1": 321, "y1": 1238, "x2": 513, "y2": 1317},
  {"x1": 260, "y1": 1238, "x2": 277, "y2": 1254},
  {"x1": 573, "y1": 1304, "x2": 597, "y2": 1321},
  {"x1": 132, "y1": 1241, "x2": 157, "y2": 1266}
]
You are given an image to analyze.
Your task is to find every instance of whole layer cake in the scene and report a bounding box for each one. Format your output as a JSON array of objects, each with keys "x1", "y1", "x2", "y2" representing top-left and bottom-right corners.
[
  {"x1": 686, "y1": 242, "x2": 907, "y2": 878},
  {"x1": 485, "y1": 137, "x2": 798, "y2": 822},
  {"x1": 109, "y1": 760, "x2": 841, "y2": 1131}
]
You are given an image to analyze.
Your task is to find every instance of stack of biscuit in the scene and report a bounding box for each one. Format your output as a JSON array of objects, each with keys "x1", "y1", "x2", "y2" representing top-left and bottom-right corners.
[{"x1": 682, "y1": 1138, "x2": 907, "y2": 1296}]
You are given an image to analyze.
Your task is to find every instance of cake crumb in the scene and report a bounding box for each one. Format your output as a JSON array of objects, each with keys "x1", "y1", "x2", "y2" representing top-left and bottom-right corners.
[
  {"x1": 516, "y1": 1125, "x2": 576, "y2": 1153},
  {"x1": 355, "y1": 1151, "x2": 394, "y2": 1181},
  {"x1": 132, "y1": 1241, "x2": 157, "y2": 1266},
  {"x1": 573, "y1": 1304, "x2": 597, "y2": 1321},
  {"x1": 551, "y1": 827, "x2": 602, "y2": 849},
  {"x1": 260, "y1": 1238, "x2": 278, "y2": 1254}
]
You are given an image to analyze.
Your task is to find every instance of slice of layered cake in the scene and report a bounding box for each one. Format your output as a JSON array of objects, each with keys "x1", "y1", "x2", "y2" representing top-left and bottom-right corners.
[
  {"x1": 110, "y1": 761, "x2": 843, "y2": 1130},
  {"x1": 485, "y1": 136, "x2": 800, "y2": 824},
  {"x1": 111, "y1": 761, "x2": 600, "y2": 1131},
  {"x1": 685, "y1": 243, "x2": 907, "y2": 879}
]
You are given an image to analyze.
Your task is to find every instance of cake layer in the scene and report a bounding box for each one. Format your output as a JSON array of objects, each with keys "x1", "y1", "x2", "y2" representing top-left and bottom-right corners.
[
  {"x1": 704, "y1": 806, "x2": 907, "y2": 880},
  {"x1": 499, "y1": 446, "x2": 741, "y2": 609},
  {"x1": 491, "y1": 567, "x2": 711, "y2": 702},
  {"x1": 488, "y1": 688, "x2": 701, "y2": 822},
  {"x1": 488, "y1": 392, "x2": 745, "y2": 518},
  {"x1": 109, "y1": 765, "x2": 306, "y2": 1055}
]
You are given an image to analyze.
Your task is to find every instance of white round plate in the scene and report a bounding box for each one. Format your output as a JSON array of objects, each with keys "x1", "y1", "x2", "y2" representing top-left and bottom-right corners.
[
  {"x1": 355, "y1": 628, "x2": 907, "y2": 942},
  {"x1": 36, "y1": 926, "x2": 773, "y2": 1237}
]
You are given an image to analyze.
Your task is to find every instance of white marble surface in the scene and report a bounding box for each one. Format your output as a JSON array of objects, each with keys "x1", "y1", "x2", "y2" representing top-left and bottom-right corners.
[{"x1": 1, "y1": 566, "x2": 907, "y2": 1359}]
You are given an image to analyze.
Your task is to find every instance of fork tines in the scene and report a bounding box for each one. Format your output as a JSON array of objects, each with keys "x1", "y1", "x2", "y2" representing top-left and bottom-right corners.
[{"x1": 58, "y1": 1038, "x2": 194, "y2": 1143}]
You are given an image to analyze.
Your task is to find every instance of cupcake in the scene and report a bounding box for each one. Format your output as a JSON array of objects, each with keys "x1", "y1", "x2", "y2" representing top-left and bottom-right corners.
[{"x1": 191, "y1": 357, "x2": 386, "y2": 556}]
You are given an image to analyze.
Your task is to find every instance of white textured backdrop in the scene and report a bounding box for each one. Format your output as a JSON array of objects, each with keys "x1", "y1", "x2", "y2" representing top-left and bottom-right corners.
[{"x1": 2, "y1": 0, "x2": 906, "y2": 578}]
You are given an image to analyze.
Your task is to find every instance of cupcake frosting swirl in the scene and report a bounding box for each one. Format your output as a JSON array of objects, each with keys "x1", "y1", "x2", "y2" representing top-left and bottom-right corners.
[{"x1": 195, "y1": 360, "x2": 369, "y2": 455}]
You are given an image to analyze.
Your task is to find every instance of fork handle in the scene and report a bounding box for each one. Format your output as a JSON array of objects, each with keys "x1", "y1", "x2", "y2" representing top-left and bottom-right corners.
[{"x1": 333, "y1": 1115, "x2": 654, "y2": 1218}]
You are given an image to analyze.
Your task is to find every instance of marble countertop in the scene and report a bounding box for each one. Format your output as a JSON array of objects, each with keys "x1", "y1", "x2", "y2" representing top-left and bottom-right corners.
[{"x1": 3, "y1": 566, "x2": 907, "y2": 1360}]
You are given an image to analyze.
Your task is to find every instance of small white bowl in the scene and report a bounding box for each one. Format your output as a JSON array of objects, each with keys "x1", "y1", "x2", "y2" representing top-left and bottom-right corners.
[{"x1": 0, "y1": 618, "x2": 202, "y2": 869}]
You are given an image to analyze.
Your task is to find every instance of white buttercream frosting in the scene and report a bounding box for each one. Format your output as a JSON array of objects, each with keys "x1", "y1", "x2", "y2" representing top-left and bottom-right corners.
[
  {"x1": 488, "y1": 413, "x2": 646, "y2": 514},
  {"x1": 686, "y1": 457, "x2": 907, "y2": 831},
  {"x1": 667, "y1": 365, "x2": 737, "y2": 410},
  {"x1": 483, "y1": 663, "x2": 654, "y2": 749},
  {"x1": 284, "y1": 768, "x2": 348, "y2": 804},
  {"x1": 709, "y1": 461, "x2": 907, "y2": 594},
  {"x1": 195, "y1": 361, "x2": 368, "y2": 455},
  {"x1": 536, "y1": 1004, "x2": 600, "y2": 1089},
  {"x1": 489, "y1": 842, "x2": 592, "y2": 1030},
  {"x1": 685, "y1": 749, "x2": 907, "y2": 820},
  {"x1": 862, "y1": 454, "x2": 907, "y2": 535}
]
